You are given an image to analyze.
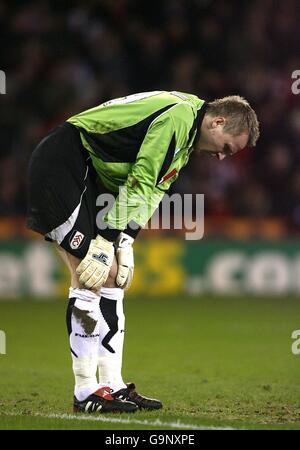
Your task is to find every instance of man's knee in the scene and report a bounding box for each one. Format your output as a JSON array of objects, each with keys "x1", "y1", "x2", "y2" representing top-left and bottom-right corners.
[{"x1": 56, "y1": 244, "x2": 121, "y2": 291}]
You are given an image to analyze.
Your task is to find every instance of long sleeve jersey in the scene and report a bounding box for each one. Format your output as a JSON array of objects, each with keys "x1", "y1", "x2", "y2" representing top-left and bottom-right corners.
[{"x1": 67, "y1": 90, "x2": 207, "y2": 240}]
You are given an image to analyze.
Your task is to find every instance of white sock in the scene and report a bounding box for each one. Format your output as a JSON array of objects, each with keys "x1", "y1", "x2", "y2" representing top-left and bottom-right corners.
[
  {"x1": 98, "y1": 287, "x2": 127, "y2": 392},
  {"x1": 67, "y1": 287, "x2": 101, "y2": 401}
]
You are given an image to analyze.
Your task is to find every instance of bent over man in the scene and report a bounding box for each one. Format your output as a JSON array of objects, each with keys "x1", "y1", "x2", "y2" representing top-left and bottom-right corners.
[{"x1": 27, "y1": 91, "x2": 259, "y2": 413}]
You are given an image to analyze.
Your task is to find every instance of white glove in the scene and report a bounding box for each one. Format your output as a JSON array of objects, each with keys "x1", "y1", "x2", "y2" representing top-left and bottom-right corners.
[
  {"x1": 76, "y1": 235, "x2": 114, "y2": 290},
  {"x1": 115, "y1": 232, "x2": 134, "y2": 290}
]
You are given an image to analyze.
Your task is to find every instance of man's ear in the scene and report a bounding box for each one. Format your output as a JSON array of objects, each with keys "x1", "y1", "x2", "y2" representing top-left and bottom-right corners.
[{"x1": 212, "y1": 116, "x2": 226, "y2": 128}]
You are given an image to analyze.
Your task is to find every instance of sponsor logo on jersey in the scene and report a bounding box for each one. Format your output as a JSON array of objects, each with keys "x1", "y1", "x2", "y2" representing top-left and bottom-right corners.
[
  {"x1": 69, "y1": 230, "x2": 85, "y2": 250},
  {"x1": 158, "y1": 168, "x2": 178, "y2": 185}
]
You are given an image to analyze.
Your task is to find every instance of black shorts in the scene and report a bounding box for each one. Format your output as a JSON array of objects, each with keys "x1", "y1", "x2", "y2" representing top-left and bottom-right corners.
[{"x1": 27, "y1": 122, "x2": 114, "y2": 259}]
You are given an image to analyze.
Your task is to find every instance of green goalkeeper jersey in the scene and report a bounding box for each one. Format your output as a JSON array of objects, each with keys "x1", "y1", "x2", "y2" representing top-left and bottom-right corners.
[{"x1": 67, "y1": 90, "x2": 207, "y2": 238}]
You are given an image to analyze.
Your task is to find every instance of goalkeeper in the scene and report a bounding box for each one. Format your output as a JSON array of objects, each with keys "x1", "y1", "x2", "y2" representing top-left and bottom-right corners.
[{"x1": 27, "y1": 91, "x2": 259, "y2": 414}]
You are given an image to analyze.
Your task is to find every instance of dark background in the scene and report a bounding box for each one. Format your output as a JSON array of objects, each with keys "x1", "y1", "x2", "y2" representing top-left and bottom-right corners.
[{"x1": 0, "y1": 0, "x2": 299, "y2": 236}]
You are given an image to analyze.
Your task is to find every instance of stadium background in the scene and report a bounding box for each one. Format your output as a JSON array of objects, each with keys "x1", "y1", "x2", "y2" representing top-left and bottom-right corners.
[
  {"x1": 0, "y1": 0, "x2": 299, "y2": 297},
  {"x1": 0, "y1": 0, "x2": 300, "y2": 430}
]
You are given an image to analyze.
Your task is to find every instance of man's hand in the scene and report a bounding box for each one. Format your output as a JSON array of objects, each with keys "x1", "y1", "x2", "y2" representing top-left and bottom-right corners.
[
  {"x1": 115, "y1": 233, "x2": 134, "y2": 290},
  {"x1": 76, "y1": 235, "x2": 114, "y2": 290}
]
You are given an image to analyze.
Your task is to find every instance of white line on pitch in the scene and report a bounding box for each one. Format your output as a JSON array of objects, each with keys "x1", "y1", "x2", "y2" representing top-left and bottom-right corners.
[{"x1": 2, "y1": 412, "x2": 236, "y2": 430}]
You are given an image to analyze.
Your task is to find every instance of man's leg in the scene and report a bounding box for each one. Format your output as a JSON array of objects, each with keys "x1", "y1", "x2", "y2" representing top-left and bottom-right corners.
[
  {"x1": 97, "y1": 259, "x2": 163, "y2": 410},
  {"x1": 58, "y1": 245, "x2": 162, "y2": 410},
  {"x1": 98, "y1": 286, "x2": 127, "y2": 392},
  {"x1": 58, "y1": 248, "x2": 128, "y2": 396},
  {"x1": 56, "y1": 246, "x2": 136, "y2": 412},
  {"x1": 26, "y1": 122, "x2": 136, "y2": 412},
  {"x1": 66, "y1": 287, "x2": 100, "y2": 401}
]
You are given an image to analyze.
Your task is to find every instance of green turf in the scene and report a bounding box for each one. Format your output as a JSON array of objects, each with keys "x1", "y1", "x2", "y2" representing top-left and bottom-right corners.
[{"x1": 0, "y1": 295, "x2": 300, "y2": 430}]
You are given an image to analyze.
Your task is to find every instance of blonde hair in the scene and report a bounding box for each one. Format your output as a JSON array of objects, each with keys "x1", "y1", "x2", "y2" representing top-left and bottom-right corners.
[{"x1": 207, "y1": 95, "x2": 260, "y2": 147}]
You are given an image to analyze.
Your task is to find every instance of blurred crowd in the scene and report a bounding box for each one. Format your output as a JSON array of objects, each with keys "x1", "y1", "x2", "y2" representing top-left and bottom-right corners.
[{"x1": 1, "y1": 0, "x2": 300, "y2": 233}]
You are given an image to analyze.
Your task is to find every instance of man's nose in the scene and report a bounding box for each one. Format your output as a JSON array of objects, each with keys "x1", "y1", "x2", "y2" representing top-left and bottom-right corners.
[{"x1": 217, "y1": 153, "x2": 226, "y2": 161}]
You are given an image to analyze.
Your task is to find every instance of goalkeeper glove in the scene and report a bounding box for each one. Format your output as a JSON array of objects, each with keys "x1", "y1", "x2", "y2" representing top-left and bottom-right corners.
[
  {"x1": 115, "y1": 232, "x2": 134, "y2": 290},
  {"x1": 76, "y1": 235, "x2": 114, "y2": 291}
]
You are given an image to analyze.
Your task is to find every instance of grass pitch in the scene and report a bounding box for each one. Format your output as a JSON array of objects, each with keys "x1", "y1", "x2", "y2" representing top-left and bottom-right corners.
[{"x1": 0, "y1": 295, "x2": 300, "y2": 430}]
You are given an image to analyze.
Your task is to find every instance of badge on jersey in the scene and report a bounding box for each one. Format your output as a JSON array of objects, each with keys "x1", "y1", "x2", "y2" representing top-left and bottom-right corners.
[
  {"x1": 69, "y1": 230, "x2": 85, "y2": 250},
  {"x1": 157, "y1": 168, "x2": 178, "y2": 185}
]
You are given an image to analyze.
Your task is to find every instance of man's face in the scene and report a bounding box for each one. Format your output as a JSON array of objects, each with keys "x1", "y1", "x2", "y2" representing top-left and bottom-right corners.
[{"x1": 199, "y1": 116, "x2": 249, "y2": 160}]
